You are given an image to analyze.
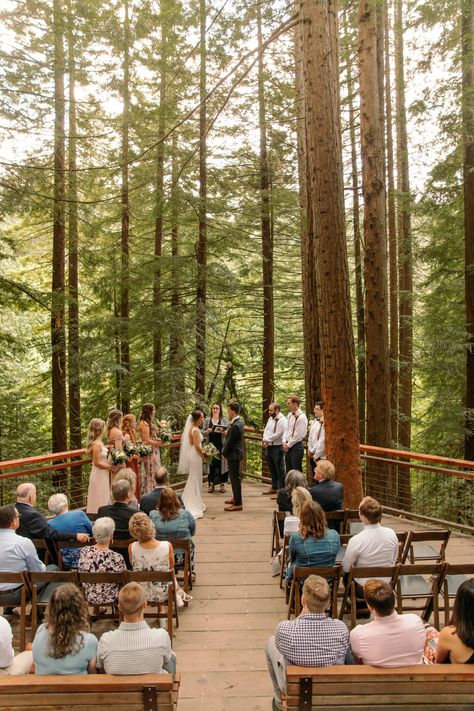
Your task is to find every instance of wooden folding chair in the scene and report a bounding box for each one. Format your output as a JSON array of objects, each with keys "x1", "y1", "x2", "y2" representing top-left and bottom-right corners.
[
  {"x1": 109, "y1": 537, "x2": 134, "y2": 567},
  {"x1": 29, "y1": 570, "x2": 79, "y2": 637},
  {"x1": 395, "y1": 531, "x2": 408, "y2": 563},
  {"x1": 126, "y1": 570, "x2": 179, "y2": 639},
  {"x1": 0, "y1": 571, "x2": 29, "y2": 651},
  {"x1": 441, "y1": 563, "x2": 474, "y2": 626},
  {"x1": 324, "y1": 510, "x2": 346, "y2": 534},
  {"x1": 56, "y1": 539, "x2": 94, "y2": 570},
  {"x1": 396, "y1": 562, "x2": 446, "y2": 629},
  {"x1": 402, "y1": 529, "x2": 451, "y2": 564},
  {"x1": 168, "y1": 538, "x2": 193, "y2": 597},
  {"x1": 32, "y1": 538, "x2": 56, "y2": 566},
  {"x1": 338, "y1": 565, "x2": 400, "y2": 629},
  {"x1": 343, "y1": 509, "x2": 362, "y2": 534},
  {"x1": 335, "y1": 534, "x2": 353, "y2": 563},
  {"x1": 77, "y1": 570, "x2": 127, "y2": 624},
  {"x1": 280, "y1": 533, "x2": 291, "y2": 592},
  {"x1": 271, "y1": 511, "x2": 287, "y2": 557},
  {"x1": 288, "y1": 565, "x2": 342, "y2": 619}
]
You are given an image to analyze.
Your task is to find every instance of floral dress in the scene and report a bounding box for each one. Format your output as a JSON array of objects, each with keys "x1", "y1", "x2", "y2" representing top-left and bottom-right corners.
[
  {"x1": 78, "y1": 546, "x2": 127, "y2": 605},
  {"x1": 139, "y1": 420, "x2": 161, "y2": 494},
  {"x1": 130, "y1": 541, "x2": 171, "y2": 602}
]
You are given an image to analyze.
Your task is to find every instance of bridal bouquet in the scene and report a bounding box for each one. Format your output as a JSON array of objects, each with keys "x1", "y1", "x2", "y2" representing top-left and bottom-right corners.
[
  {"x1": 110, "y1": 448, "x2": 129, "y2": 465},
  {"x1": 158, "y1": 419, "x2": 173, "y2": 443},
  {"x1": 136, "y1": 443, "x2": 153, "y2": 457},
  {"x1": 202, "y1": 442, "x2": 219, "y2": 462},
  {"x1": 123, "y1": 440, "x2": 137, "y2": 457}
]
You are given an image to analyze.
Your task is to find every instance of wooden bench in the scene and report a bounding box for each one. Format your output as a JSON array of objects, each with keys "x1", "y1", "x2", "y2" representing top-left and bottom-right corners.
[
  {"x1": 285, "y1": 664, "x2": 474, "y2": 709},
  {"x1": 0, "y1": 673, "x2": 181, "y2": 711}
]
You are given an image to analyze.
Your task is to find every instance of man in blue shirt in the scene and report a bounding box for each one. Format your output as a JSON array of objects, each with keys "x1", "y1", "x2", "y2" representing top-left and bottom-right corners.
[{"x1": 0, "y1": 505, "x2": 46, "y2": 607}]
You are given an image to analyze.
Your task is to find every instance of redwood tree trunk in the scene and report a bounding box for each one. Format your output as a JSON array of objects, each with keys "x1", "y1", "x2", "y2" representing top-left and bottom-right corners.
[
  {"x1": 257, "y1": 5, "x2": 275, "y2": 422},
  {"x1": 359, "y1": 0, "x2": 392, "y2": 501},
  {"x1": 463, "y1": 0, "x2": 474, "y2": 459},
  {"x1": 395, "y1": 0, "x2": 413, "y2": 459},
  {"x1": 298, "y1": 0, "x2": 363, "y2": 507},
  {"x1": 67, "y1": 0, "x2": 82, "y2": 504},
  {"x1": 294, "y1": 13, "x2": 321, "y2": 411},
  {"x1": 120, "y1": 0, "x2": 131, "y2": 414},
  {"x1": 153, "y1": 19, "x2": 167, "y2": 400},
  {"x1": 195, "y1": 0, "x2": 207, "y2": 399},
  {"x1": 51, "y1": 0, "x2": 67, "y2": 464}
]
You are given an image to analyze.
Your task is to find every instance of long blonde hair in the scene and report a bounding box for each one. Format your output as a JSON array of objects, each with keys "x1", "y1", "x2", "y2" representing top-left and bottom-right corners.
[
  {"x1": 86, "y1": 419, "x2": 105, "y2": 452},
  {"x1": 106, "y1": 409, "x2": 123, "y2": 436},
  {"x1": 291, "y1": 486, "x2": 312, "y2": 517}
]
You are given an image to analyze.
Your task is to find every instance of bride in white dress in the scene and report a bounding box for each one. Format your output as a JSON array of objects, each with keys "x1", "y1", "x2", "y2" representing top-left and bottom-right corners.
[{"x1": 179, "y1": 410, "x2": 207, "y2": 520}]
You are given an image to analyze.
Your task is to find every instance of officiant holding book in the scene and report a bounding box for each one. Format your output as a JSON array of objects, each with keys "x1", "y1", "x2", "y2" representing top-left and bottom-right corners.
[
  {"x1": 222, "y1": 401, "x2": 244, "y2": 512},
  {"x1": 203, "y1": 403, "x2": 228, "y2": 493}
]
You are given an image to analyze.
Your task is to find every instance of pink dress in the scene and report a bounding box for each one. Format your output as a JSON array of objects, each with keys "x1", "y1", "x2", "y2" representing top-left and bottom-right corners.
[{"x1": 86, "y1": 443, "x2": 110, "y2": 514}]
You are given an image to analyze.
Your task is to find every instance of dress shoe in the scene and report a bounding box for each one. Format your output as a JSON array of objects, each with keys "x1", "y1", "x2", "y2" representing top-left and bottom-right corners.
[
  {"x1": 262, "y1": 488, "x2": 278, "y2": 495},
  {"x1": 224, "y1": 504, "x2": 242, "y2": 512},
  {"x1": 224, "y1": 498, "x2": 235, "y2": 505}
]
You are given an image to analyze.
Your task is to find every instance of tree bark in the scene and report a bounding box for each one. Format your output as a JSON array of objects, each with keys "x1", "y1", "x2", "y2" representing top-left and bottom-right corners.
[
  {"x1": 153, "y1": 18, "x2": 167, "y2": 401},
  {"x1": 463, "y1": 0, "x2": 474, "y2": 459},
  {"x1": 344, "y1": 7, "x2": 366, "y2": 443},
  {"x1": 195, "y1": 0, "x2": 207, "y2": 400},
  {"x1": 169, "y1": 133, "x2": 185, "y2": 415},
  {"x1": 257, "y1": 5, "x2": 274, "y2": 422},
  {"x1": 66, "y1": 0, "x2": 82, "y2": 504},
  {"x1": 395, "y1": 0, "x2": 413, "y2": 457},
  {"x1": 359, "y1": 0, "x2": 392, "y2": 500},
  {"x1": 51, "y1": 0, "x2": 67, "y2": 462},
  {"x1": 298, "y1": 0, "x2": 363, "y2": 507},
  {"x1": 120, "y1": 0, "x2": 131, "y2": 414},
  {"x1": 385, "y1": 2, "x2": 399, "y2": 445}
]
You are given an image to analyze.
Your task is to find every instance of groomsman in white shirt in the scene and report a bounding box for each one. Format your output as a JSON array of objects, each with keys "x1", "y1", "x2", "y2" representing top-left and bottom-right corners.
[
  {"x1": 307, "y1": 402, "x2": 325, "y2": 479},
  {"x1": 262, "y1": 403, "x2": 287, "y2": 495},
  {"x1": 282, "y1": 395, "x2": 308, "y2": 474}
]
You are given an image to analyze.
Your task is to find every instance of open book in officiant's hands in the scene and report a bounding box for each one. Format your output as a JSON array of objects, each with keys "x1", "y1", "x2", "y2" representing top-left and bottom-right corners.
[{"x1": 212, "y1": 425, "x2": 227, "y2": 434}]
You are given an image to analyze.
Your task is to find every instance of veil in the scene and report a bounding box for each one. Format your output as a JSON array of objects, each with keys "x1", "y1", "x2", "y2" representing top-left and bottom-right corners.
[{"x1": 177, "y1": 414, "x2": 193, "y2": 475}]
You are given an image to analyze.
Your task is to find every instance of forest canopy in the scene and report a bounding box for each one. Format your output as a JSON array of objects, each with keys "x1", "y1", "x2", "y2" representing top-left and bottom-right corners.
[{"x1": 0, "y1": 0, "x2": 473, "y2": 466}]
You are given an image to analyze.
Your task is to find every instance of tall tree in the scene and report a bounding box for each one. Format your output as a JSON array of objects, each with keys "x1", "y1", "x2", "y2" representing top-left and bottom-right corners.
[
  {"x1": 359, "y1": 0, "x2": 391, "y2": 487},
  {"x1": 257, "y1": 4, "x2": 274, "y2": 420},
  {"x1": 298, "y1": 0, "x2": 363, "y2": 507},
  {"x1": 195, "y1": 0, "x2": 207, "y2": 400},
  {"x1": 153, "y1": 12, "x2": 167, "y2": 400},
  {"x1": 394, "y1": 0, "x2": 413, "y2": 452},
  {"x1": 463, "y1": 0, "x2": 474, "y2": 459},
  {"x1": 294, "y1": 11, "x2": 320, "y2": 412},
  {"x1": 120, "y1": 0, "x2": 131, "y2": 414},
  {"x1": 51, "y1": 0, "x2": 68, "y2": 457}
]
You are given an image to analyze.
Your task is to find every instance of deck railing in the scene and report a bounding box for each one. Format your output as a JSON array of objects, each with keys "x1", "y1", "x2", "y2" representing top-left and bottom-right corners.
[{"x1": 1, "y1": 430, "x2": 473, "y2": 535}]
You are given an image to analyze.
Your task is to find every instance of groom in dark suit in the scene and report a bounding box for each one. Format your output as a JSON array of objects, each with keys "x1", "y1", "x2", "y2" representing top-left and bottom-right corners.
[{"x1": 222, "y1": 401, "x2": 244, "y2": 512}]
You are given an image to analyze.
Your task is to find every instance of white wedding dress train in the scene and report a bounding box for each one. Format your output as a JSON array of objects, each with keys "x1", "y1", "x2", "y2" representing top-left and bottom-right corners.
[{"x1": 182, "y1": 429, "x2": 206, "y2": 520}]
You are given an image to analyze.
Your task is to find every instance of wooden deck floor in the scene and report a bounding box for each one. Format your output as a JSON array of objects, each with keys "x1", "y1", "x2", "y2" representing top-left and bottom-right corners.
[{"x1": 7, "y1": 478, "x2": 474, "y2": 709}]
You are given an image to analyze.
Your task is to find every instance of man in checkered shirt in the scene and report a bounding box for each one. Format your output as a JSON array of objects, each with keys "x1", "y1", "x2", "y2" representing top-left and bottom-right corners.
[{"x1": 265, "y1": 575, "x2": 349, "y2": 711}]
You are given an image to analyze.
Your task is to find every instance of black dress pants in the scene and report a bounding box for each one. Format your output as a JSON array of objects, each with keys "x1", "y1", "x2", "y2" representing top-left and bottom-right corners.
[
  {"x1": 285, "y1": 441, "x2": 304, "y2": 473},
  {"x1": 265, "y1": 445, "x2": 286, "y2": 489},
  {"x1": 228, "y1": 458, "x2": 242, "y2": 506}
]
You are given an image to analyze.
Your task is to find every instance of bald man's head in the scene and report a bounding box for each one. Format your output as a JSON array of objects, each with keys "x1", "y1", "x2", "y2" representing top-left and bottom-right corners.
[{"x1": 16, "y1": 483, "x2": 36, "y2": 504}]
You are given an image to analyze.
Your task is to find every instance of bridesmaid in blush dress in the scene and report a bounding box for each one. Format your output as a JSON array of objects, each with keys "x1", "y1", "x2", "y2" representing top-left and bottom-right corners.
[
  {"x1": 106, "y1": 408, "x2": 128, "y2": 480},
  {"x1": 86, "y1": 419, "x2": 111, "y2": 514},
  {"x1": 122, "y1": 414, "x2": 140, "y2": 499}
]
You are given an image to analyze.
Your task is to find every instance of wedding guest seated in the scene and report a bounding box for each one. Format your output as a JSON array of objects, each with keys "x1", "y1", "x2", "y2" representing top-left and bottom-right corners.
[
  {"x1": 276, "y1": 470, "x2": 306, "y2": 536},
  {"x1": 32, "y1": 583, "x2": 98, "y2": 674},
  {"x1": 0, "y1": 615, "x2": 33, "y2": 675},
  {"x1": 97, "y1": 480, "x2": 136, "y2": 539},
  {"x1": 111, "y1": 468, "x2": 139, "y2": 510},
  {"x1": 15, "y1": 483, "x2": 89, "y2": 562},
  {"x1": 435, "y1": 579, "x2": 474, "y2": 664},
  {"x1": 128, "y1": 512, "x2": 175, "y2": 605},
  {"x1": 283, "y1": 487, "x2": 312, "y2": 538},
  {"x1": 265, "y1": 575, "x2": 350, "y2": 711},
  {"x1": 97, "y1": 582, "x2": 176, "y2": 674},
  {"x1": 150, "y1": 488, "x2": 196, "y2": 572},
  {"x1": 342, "y1": 496, "x2": 398, "y2": 599},
  {"x1": 78, "y1": 517, "x2": 126, "y2": 608},
  {"x1": 47, "y1": 494, "x2": 93, "y2": 569},
  {"x1": 309, "y1": 460, "x2": 344, "y2": 517},
  {"x1": 350, "y1": 579, "x2": 426, "y2": 666},
  {"x1": 286, "y1": 501, "x2": 340, "y2": 583},
  {"x1": 0, "y1": 505, "x2": 47, "y2": 611},
  {"x1": 140, "y1": 467, "x2": 172, "y2": 515}
]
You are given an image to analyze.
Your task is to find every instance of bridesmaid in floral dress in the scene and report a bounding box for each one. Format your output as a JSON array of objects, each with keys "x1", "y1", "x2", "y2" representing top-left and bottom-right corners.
[
  {"x1": 138, "y1": 403, "x2": 162, "y2": 495},
  {"x1": 122, "y1": 414, "x2": 141, "y2": 499}
]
